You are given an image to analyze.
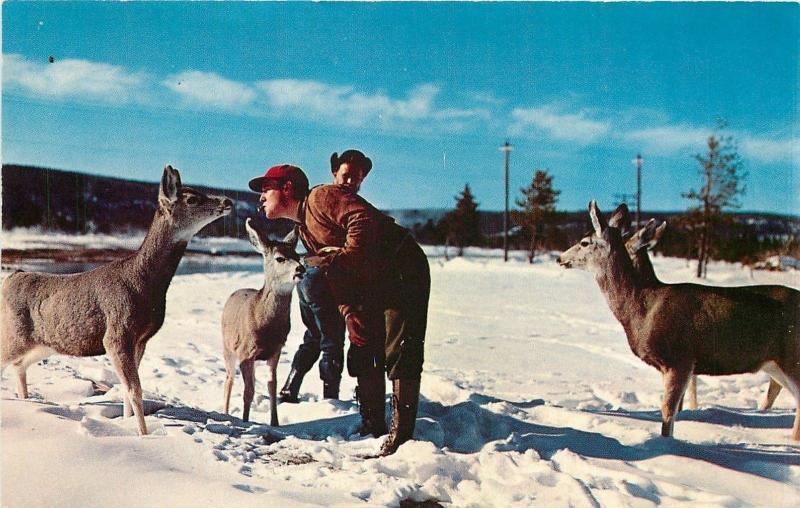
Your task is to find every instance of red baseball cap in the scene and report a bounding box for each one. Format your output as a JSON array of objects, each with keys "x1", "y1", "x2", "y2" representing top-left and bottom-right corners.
[{"x1": 248, "y1": 164, "x2": 309, "y2": 194}]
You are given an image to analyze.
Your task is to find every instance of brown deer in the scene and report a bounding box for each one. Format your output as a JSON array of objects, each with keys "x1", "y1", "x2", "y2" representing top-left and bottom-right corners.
[
  {"x1": 1, "y1": 165, "x2": 232, "y2": 435},
  {"x1": 616, "y1": 209, "x2": 788, "y2": 411},
  {"x1": 558, "y1": 201, "x2": 800, "y2": 440},
  {"x1": 222, "y1": 218, "x2": 304, "y2": 426}
]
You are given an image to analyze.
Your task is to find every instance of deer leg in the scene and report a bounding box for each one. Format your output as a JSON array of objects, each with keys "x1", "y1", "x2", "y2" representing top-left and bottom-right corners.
[
  {"x1": 123, "y1": 341, "x2": 147, "y2": 418},
  {"x1": 267, "y1": 352, "x2": 280, "y2": 427},
  {"x1": 240, "y1": 359, "x2": 255, "y2": 422},
  {"x1": 122, "y1": 393, "x2": 133, "y2": 419},
  {"x1": 107, "y1": 345, "x2": 148, "y2": 435},
  {"x1": 661, "y1": 367, "x2": 692, "y2": 438},
  {"x1": 11, "y1": 346, "x2": 56, "y2": 399},
  {"x1": 759, "y1": 378, "x2": 782, "y2": 412},
  {"x1": 781, "y1": 375, "x2": 800, "y2": 441},
  {"x1": 222, "y1": 349, "x2": 236, "y2": 415},
  {"x1": 768, "y1": 364, "x2": 800, "y2": 441},
  {"x1": 676, "y1": 373, "x2": 697, "y2": 413},
  {"x1": 686, "y1": 374, "x2": 698, "y2": 410},
  {"x1": 15, "y1": 366, "x2": 28, "y2": 399}
]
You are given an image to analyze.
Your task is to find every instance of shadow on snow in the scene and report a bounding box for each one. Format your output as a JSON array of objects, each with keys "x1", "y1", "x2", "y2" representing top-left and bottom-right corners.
[{"x1": 100, "y1": 392, "x2": 800, "y2": 483}]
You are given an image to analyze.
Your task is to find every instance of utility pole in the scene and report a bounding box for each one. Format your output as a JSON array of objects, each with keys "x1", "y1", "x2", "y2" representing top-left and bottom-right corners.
[
  {"x1": 501, "y1": 141, "x2": 513, "y2": 262},
  {"x1": 632, "y1": 153, "x2": 643, "y2": 228}
]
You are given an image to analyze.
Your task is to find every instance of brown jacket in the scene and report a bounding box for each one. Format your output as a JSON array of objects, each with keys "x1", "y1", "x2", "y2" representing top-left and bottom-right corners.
[{"x1": 296, "y1": 184, "x2": 409, "y2": 315}]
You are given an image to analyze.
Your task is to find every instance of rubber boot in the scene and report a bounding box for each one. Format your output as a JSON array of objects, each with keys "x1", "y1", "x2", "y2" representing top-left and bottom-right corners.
[
  {"x1": 278, "y1": 368, "x2": 303, "y2": 404},
  {"x1": 355, "y1": 374, "x2": 388, "y2": 438},
  {"x1": 379, "y1": 379, "x2": 420, "y2": 456},
  {"x1": 323, "y1": 380, "x2": 340, "y2": 400},
  {"x1": 320, "y1": 358, "x2": 343, "y2": 400}
]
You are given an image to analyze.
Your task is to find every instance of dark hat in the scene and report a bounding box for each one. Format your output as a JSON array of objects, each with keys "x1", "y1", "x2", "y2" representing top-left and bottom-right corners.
[
  {"x1": 248, "y1": 164, "x2": 309, "y2": 194},
  {"x1": 330, "y1": 149, "x2": 372, "y2": 175}
]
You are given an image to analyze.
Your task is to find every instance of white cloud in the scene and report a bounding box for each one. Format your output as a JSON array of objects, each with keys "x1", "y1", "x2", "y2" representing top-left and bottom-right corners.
[
  {"x1": 257, "y1": 79, "x2": 487, "y2": 128},
  {"x1": 2, "y1": 54, "x2": 488, "y2": 131},
  {"x1": 162, "y1": 71, "x2": 257, "y2": 111},
  {"x1": 3, "y1": 53, "x2": 147, "y2": 102},
  {"x1": 624, "y1": 124, "x2": 798, "y2": 165},
  {"x1": 623, "y1": 124, "x2": 710, "y2": 155},
  {"x1": 509, "y1": 106, "x2": 610, "y2": 145},
  {"x1": 740, "y1": 136, "x2": 798, "y2": 165},
  {"x1": 467, "y1": 90, "x2": 505, "y2": 107}
]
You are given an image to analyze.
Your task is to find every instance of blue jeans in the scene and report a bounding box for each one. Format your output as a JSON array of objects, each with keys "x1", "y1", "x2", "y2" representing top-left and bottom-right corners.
[{"x1": 291, "y1": 265, "x2": 346, "y2": 384}]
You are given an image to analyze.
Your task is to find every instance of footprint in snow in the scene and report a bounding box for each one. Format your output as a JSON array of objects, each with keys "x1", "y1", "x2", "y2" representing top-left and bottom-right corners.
[{"x1": 232, "y1": 483, "x2": 267, "y2": 494}]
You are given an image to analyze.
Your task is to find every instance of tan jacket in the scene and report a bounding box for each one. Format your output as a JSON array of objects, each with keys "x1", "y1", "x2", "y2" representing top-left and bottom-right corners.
[{"x1": 296, "y1": 184, "x2": 409, "y2": 314}]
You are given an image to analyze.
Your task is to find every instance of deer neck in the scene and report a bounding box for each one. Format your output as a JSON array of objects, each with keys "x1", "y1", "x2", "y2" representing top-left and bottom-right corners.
[
  {"x1": 254, "y1": 283, "x2": 292, "y2": 323},
  {"x1": 632, "y1": 250, "x2": 662, "y2": 287},
  {"x1": 130, "y1": 210, "x2": 188, "y2": 290},
  {"x1": 595, "y1": 246, "x2": 645, "y2": 328}
]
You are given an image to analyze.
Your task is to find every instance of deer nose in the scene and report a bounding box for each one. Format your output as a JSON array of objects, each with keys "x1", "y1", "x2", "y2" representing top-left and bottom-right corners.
[
  {"x1": 222, "y1": 198, "x2": 233, "y2": 208},
  {"x1": 296, "y1": 264, "x2": 306, "y2": 275}
]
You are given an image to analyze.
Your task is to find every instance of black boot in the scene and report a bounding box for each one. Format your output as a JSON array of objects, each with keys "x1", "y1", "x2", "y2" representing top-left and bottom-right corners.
[
  {"x1": 323, "y1": 380, "x2": 340, "y2": 400},
  {"x1": 279, "y1": 368, "x2": 303, "y2": 404},
  {"x1": 356, "y1": 374, "x2": 388, "y2": 437},
  {"x1": 379, "y1": 379, "x2": 420, "y2": 456}
]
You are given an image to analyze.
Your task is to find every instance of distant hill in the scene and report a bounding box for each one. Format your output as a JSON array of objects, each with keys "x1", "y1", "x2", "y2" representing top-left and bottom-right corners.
[
  {"x1": 3, "y1": 165, "x2": 798, "y2": 248},
  {"x1": 1, "y1": 164, "x2": 291, "y2": 239}
]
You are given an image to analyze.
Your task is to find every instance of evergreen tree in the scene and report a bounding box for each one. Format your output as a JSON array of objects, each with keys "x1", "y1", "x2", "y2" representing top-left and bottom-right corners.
[
  {"x1": 682, "y1": 119, "x2": 746, "y2": 278},
  {"x1": 513, "y1": 170, "x2": 561, "y2": 263},
  {"x1": 444, "y1": 184, "x2": 482, "y2": 256}
]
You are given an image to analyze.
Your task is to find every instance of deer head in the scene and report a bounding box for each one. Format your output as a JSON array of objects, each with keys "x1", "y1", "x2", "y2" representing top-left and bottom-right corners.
[
  {"x1": 158, "y1": 165, "x2": 233, "y2": 240},
  {"x1": 558, "y1": 201, "x2": 628, "y2": 273},
  {"x1": 245, "y1": 218, "x2": 304, "y2": 294},
  {"x1": 627, "y1": 219, "x2": 667, "y2": 255}
]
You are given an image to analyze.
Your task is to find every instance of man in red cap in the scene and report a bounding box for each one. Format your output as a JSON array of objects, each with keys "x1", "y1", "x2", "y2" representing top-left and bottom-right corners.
[
  {"x1": 277, "y1": 150, "x2": 374, "y2": 406},
  {"x1": 249, "y1": 160, "x2": 429, "y2": 456}
]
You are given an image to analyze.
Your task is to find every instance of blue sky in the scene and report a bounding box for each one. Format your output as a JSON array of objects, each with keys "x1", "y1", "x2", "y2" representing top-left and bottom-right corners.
[{"x1": 3, "y1": 2, "x2": 798, "y2": 214}]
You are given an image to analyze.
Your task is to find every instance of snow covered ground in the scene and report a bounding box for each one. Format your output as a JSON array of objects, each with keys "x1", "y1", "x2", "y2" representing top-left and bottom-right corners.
[{"x1": 2, "y1": 231, "x2": 800, "y2": 507}]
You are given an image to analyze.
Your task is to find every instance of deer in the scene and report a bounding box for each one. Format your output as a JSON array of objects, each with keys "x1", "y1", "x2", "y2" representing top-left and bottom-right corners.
[
  {"x1": 558, "y1": 201, "x2": 800, "y2": 440},
  {"x1": 222, "y1": 218, "x2": 304, "y2": 426},
  {"x1": 0, "y1": 165, "x2": 232, "y2": 435},
  {"x1": 617, "y1": 210, "x2": 794, "y2": 412}
]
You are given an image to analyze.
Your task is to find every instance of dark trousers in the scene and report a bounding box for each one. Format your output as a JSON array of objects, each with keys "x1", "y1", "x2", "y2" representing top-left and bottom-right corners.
[
  {"x1": 291, "y1": 265, "x2": 345, "y2": 384},
  {"x1": 383, "y1": 240, "x2": 430, "y2": 380},
  {"x1": 347, "y1": 240, "x2": 430, "y2": 381}
]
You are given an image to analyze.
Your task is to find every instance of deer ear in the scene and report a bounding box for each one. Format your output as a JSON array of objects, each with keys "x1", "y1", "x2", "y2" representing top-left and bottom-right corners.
[
  {"x1": 159, "y1": 165, "x2": 181, "y2": 205},
  {"x1": 654, "y1": 221, "x2": 667, "y2": 243},
  {"x1": 636, "y1": 221, "x2": 667, "y2": 251},
  {"x1": 631, "y1": 219, "x2": 656, "y2": 252},
  {"x1": 589, "y1": 200, "x2": 606, "y2": 236},
  {"x1": 282, "y1": 226, "x2": 299, "y2": 249},
  {"x1": 245, "y1": 218, "x2": 268, "y2": 254},
  {"x1": 608, "y1": 203, "x2": 631, "y2": 237}
]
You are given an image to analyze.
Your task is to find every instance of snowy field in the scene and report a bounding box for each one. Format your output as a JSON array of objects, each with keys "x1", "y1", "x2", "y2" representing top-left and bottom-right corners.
[{"x1": 2, "y1": 231, "x2": 800, "y2": 507}]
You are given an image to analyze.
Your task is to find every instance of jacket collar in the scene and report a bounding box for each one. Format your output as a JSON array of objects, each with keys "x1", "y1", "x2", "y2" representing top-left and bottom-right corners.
[{"x1": 294, "y1": 194, "x2": 308, "y2": 226}]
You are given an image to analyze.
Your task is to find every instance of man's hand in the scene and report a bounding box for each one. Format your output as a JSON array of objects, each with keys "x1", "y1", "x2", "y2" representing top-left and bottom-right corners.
[
  {"x1": 304, "y1": 255, "x2": 333, "y2": 269},
  {"x1": 345, "y1": 312, "x2": 369, "y2": 347}
]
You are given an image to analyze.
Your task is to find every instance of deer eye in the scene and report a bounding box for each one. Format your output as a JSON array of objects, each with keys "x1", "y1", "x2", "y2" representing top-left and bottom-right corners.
[
  {"x1": 580, "y1": 239, "x2": 591, "y2": 247},
  {"x1": 186, "y1": 195, "x2": 199, "y2": 205},
  {"x1": 275, "y1": 256, "x2": 286, "y2": 263}
]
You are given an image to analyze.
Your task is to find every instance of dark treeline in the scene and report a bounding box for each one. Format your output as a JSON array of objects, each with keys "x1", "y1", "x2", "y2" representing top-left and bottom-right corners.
[
  {"x1": 3, "y1": 164, "x2": 798, "y2": 265},
  {"x1": 2, "y1": 164, "x2": 294, "y2": 240},
  {"x1": 410, "y1": 205, "x2": 799, "y2": 266}
]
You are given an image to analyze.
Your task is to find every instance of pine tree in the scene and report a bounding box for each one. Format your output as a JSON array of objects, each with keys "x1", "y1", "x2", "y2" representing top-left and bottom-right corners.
[
  {"x1": 682, "y1": 120, "x2": 746, "y2": 278},
  {"x1": 444, "y1": 184, "x2": 482, "y2": 256},
  {"x1": 513, "y1": 170, "x2": 561, "y2": 263}
]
